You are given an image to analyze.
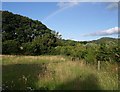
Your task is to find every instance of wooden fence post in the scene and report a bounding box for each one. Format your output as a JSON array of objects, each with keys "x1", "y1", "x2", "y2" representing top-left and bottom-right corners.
[{"x1": 98, "y1": 61, "x2": 101, "y2": 71}]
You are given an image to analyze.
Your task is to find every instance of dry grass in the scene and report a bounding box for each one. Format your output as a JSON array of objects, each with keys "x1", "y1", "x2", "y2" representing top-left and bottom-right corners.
[{"x1": 2, "y1": 55, "x2": 118, "y2": 90}]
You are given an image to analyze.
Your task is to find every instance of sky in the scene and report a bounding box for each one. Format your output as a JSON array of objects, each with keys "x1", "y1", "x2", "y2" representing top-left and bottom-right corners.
[{"x1": 2, "y1": 2, "x2": 119, "y2": 41}]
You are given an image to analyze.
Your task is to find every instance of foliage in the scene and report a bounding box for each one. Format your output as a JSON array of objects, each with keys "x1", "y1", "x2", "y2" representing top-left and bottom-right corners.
[
  {"x1": 2, "y1": 11, "x2": 61, "y2": 55},
  {"x1": 2, "y1": 40, "x2": 20, "y2": 54},
  {"x1": 2, "y1": 11, "x2": 119, "y2": 62},
  {"x1": 85, "y1": 44, "x2": 97, "y2": 63}
]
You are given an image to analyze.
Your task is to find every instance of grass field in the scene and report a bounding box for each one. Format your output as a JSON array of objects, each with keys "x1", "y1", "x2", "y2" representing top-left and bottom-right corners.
[{"x1": 2, "y1": 55, "x2": 118, "y2": 90}]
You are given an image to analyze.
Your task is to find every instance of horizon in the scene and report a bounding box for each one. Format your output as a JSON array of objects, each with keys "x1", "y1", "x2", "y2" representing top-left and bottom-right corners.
[{"x1": 2, "y1": 2, "x2": 119, "y2": 41}]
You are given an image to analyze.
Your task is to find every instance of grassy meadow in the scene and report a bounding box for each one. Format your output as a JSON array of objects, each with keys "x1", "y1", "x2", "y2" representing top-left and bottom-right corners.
[{"x1": 2, "y1": 55, "x2": 118, "y2": 90}]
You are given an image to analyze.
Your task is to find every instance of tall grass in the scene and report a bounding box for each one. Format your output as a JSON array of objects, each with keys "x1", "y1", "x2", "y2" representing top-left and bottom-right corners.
[{"x1": 2, "y1": 55, "x2": 118, "y2": 90}]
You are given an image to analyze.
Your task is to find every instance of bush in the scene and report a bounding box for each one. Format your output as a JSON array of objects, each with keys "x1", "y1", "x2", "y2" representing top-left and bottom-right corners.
[{"x1": 2, "y1": 40, "x2": 20, "y2": 54}]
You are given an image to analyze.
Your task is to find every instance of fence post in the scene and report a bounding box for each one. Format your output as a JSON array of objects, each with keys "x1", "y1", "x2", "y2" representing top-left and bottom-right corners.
[{"x1": 98, "y1": 61, "x2": 101, "y2": 70}]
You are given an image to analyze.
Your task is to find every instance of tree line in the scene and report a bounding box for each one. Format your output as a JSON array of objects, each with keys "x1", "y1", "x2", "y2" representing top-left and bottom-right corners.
[{"x1": 2, "y1": 11, "x2": 119, "y2": 63}]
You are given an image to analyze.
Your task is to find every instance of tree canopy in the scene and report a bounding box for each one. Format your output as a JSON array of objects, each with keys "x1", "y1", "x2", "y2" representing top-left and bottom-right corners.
[{"x1": 2, "y1": 11, "x2": 119, "y2": 62}]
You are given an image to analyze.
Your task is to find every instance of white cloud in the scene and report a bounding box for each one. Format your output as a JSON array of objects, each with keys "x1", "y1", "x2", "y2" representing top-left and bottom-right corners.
[
  {"x1": 42, "y1": 0, "x2": 79, "y2": 22},
  {"x1": 57, "y1": 0, "x2": 79, "y2": 8},
  {"x1": 106, "y1": 2, "x2": 118, "y2": 10},
  {"x1": 82, "y1": 27, "x2": 120, "y2": 37},
  {"x1": 2, "y1": 0, "x2": 119, "y2": 2}
]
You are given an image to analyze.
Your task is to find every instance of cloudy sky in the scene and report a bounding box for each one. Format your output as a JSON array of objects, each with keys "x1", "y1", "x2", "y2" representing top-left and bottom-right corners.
[{"x1": 2, "y1": 2, "x2": 119, "y2": 41}]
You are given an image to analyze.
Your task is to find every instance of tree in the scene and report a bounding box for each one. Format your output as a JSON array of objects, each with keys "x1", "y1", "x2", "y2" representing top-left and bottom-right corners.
[
  {"x1": 2, "y1": 40, "x2": 20, "y2": 54},
  {"x1": 2, "y1": 11, "x2": 62, "y2": 55},
  {"x1": 96, "y1": 43, "x2": 108, "y2": 70}
]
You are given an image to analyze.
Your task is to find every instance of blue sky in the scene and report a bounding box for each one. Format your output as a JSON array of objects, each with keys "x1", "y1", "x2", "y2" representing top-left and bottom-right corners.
[{"x1": 2, "y1": 2, "x2": 118, "y2": 41}]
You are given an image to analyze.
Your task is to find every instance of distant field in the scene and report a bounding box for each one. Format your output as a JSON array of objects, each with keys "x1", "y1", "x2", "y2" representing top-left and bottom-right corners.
[{"x1": 2, "y1": 55, "x2": 118, "y2": 90}]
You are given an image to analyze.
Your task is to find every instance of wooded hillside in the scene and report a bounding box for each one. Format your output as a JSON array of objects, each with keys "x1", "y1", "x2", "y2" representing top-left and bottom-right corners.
[{"x1": 2, "y1": 11, "x2": 119, "y2": 63}]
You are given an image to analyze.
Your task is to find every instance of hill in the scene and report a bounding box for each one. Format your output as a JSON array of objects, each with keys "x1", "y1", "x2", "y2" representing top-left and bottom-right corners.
[
  {"x1": 2, "y1": 11, "x2": 61, "y2": 55},
  {"x1": 91, "y1": 37, "x2": 118, "y2": 45},
  {"x1": 2, "y1": 11, "x2": 119, "y2": 62}
]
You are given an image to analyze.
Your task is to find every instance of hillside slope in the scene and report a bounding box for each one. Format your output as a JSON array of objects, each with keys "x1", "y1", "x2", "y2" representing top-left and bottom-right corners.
[
  {"x1": 2, "y1": 11, "x2": 119, "y2": 58},
  {"x1": 2, "y1": 11, "x2": 61, "y2": 55}
]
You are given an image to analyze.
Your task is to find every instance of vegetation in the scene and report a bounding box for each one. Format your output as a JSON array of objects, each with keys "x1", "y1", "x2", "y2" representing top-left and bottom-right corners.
[
  {"x1": 2, "y1": 11, "x2": 62, "y2": 55},
  {"x1": 1, "y1": 11, "x2": 119, "y2": 90},
  {"x1": 2, "y1": 55, "x2": 118, "y2": 90},
  {"x1": 2, "y1": 11, "x2": 119, "y2": 63}
]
